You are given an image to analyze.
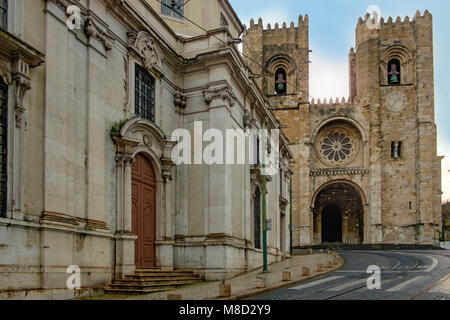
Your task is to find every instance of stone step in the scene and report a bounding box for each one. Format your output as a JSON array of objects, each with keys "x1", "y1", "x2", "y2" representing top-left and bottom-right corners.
[
  {"x1": 104, "y1": 287, "x2": 178, "y2": 294},
  {"x1": 109, "y1": 280, "x2": 201, "y2": 289},
  {"x1": 129, "y1": 272, "x2": 197, "y2": 278},
  {"x1": 106, "y1": 269, "x2": 204, "y2": 294},
  {"x1": 134, "y1": 268, "x2": 193, "y2": 273},
  {"x1": 112, "y1": 277, "x2": 201, "y2": 284}
]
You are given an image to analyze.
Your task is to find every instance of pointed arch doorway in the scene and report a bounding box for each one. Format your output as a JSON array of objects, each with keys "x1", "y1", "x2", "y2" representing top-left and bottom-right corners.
[{"x1": 132, "y1": 153, "x2": 157, "y2": 268}]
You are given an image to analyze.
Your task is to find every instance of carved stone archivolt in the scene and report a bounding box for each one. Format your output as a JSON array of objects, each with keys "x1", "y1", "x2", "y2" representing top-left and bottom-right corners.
[
  {"x1": 127, "y1": 31, "x2": 163, "y2": 76},
  {"x1": 379, "y1": 45, "x2": 414, "y2": 85},
  {"x1": 310, "y1": 168, "x2": 369, "y2": 177},
  {"x1": 112, "y1": 116, "x2": 176, "y2": 181}
]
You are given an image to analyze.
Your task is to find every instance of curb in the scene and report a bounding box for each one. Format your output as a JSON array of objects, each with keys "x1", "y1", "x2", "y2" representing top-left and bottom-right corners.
[{"x1": 216, "y1": 254, "x2": 345, "y2": 300}]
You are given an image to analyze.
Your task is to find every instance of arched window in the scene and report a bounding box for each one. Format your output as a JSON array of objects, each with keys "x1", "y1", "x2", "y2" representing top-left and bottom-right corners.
[
  {"x1": 275, "y1": 68, "x2": 287, "y2": 95},
  {"x1": 388, "y1": 59, "x2": 401, "y2": 85}
]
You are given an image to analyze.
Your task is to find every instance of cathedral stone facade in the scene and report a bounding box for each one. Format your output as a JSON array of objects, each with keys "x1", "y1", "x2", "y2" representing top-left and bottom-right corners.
[
  {"x1": 0, "y1": 0, "x2": 293, "y2": 299},
  {"x1": 243, "y1": 11, "x2": 443, "y2": 246}
]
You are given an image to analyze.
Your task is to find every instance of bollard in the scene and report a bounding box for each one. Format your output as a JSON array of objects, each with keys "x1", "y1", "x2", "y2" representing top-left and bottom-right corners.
[
  {"x1": 219, "y1": 283, "x2": 231, "y2": 298},
  {"x1": 317, "y1": 263, "x2": 323, "y2": 272},
  {"x1": 319, "y1": 249, "x2": 324, "y2": 254},
  {"x1": 302, "y1": 266, "x2": 310, "y2": 276},
  {"x1": 282, "y1": 271, "x2": 292, "y2": 281},
  {"x1": 327, "y1": 260, "x2": 333, "y2": 268},
  {"x1": 167, "y1": 294, "x2": 182, "y2": 300},
  {"x1": 256, "y1": 276, "x2": 266, "y2": 288},
  {"x1": 308, "y1": 248, "x2": 313, "y2": 255}
]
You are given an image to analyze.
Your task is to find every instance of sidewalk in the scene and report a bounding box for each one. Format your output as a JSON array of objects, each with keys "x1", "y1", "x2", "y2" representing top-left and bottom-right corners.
[{"x1": 86, "y1": 251, "x2": 343, "y2": 300}]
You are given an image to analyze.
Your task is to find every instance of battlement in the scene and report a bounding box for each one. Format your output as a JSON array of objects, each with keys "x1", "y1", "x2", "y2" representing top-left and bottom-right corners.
[
  {"x1": 310, "y1": 97, "x2": 354, "y2": 106},
  {"x1": 355, "y1": 10, "x2": 432, "y2": 46},
  {"x1": 356, "y1": 9, "x2": 432, "y2": 31},
  {"x1": 245, "y1": 14, "x2": 308, "y2": 32}
]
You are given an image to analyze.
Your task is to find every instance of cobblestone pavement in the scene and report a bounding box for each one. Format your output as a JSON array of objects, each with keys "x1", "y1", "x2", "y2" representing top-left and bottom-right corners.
[{"x1": 249, "y1": 250, "x2": 450, "y2": 300}]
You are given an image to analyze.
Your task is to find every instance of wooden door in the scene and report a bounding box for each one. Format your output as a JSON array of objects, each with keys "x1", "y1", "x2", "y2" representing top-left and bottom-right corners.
[{"x1": 132, "y1": 154, "x2": 156, "y2": 268}]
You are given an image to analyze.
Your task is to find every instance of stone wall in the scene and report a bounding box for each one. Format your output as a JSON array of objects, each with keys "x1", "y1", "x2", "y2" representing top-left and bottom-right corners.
[
  {"x1": 245, "y1": 10, "x2": 442, "y2": 247},
  {"x1": 0, "y1": 0, "x2": 293, "y2": 298}
]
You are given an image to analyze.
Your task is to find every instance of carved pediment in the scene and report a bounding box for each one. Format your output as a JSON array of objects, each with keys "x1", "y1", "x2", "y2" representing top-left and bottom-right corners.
[{"x1": 128, "y1": 31, "x2": 163, "y2": 76}]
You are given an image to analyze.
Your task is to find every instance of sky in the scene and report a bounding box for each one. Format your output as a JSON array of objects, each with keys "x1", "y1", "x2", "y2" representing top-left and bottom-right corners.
[{"x1": 229, "y1": 0, "x2": 450, "y2": 202}]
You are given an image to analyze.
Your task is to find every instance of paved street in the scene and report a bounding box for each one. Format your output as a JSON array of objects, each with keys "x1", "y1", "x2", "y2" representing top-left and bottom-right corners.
[{"x1": 249, "y1": 250, "x2": 450, "y2": 300}]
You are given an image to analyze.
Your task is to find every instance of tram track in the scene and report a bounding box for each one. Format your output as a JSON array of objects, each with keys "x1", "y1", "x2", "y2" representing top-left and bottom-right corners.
[{"x1": 323, "y1": 251, "x2": 420, "y2": 300}]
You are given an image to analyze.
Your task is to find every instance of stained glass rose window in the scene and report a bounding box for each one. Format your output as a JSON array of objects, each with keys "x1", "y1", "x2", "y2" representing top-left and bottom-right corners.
[
  {"x1": 315, "y1": 123, "x2": 360, "y2": 167},
  {"x1": 321, "y1": 132, "x2": 353, "y2": 162}
]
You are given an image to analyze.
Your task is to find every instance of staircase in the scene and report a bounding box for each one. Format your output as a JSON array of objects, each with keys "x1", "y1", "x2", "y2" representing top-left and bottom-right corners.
[{"x1": 105, "y1": 269, "x2": 205, "y2": 294}]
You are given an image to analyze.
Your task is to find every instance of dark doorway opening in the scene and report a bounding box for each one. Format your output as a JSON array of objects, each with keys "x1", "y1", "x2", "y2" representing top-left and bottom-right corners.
[{"x1": 321, "y1": 204, "x2": 342, "y2": 243}]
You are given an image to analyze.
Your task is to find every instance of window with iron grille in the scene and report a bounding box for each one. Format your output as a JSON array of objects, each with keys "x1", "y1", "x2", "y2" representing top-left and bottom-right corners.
[
  {"x1": 0, "y1": 79, "x2": 7, "y2": 217},
  {"x1": 135, "y1": 64, "x2": 155, "y2": 122},
  {"x1": 161, "y1": 0, "x2": 183, "y2": 19},
  {"x1": 0, "y1": 0, "x2": 7, "y2": 30}
]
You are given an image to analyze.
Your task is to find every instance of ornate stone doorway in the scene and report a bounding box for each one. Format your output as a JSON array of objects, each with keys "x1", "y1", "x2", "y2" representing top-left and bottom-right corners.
[
  {"x1": 132, "y1": 153, "x2": 157, "y2": 268},
  {"x1": 321, "y1": 204, "x2": 342, "y2": 243},
  {"x1": 313, "y1": 182, "x2": 364, "y2": 244}
]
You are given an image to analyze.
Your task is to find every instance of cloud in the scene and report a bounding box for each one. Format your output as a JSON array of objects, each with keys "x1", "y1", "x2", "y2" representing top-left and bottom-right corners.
[
  {"x1": 240, "y1": 7, "x2": 291, "y2": 28},
  {"x1": 310, "y1": 50, "x2": 349, "y2": 100}
]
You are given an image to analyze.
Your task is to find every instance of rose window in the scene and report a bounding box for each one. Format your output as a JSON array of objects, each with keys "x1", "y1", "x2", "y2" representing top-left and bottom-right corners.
[
  {"x1": 315, "y1": 124, "x2": 360, "y2": 167},
  {"x1": 321, "y1": 132, "x2": 353, "y2": 162}
]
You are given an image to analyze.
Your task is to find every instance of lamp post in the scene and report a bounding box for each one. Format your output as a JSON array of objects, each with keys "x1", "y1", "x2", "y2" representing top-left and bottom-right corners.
[
  {"x1": 261, "y1": 130, "x2": 268, "y2": 273},
  {"x1": 290, "y1": 175, "x2": 293, "y2": 254}
]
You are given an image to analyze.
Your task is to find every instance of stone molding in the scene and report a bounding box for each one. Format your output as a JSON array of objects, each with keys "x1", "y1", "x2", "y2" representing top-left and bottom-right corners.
[
  {"x1": 84, "y1": 17, "x2": 114, "y2": 51},
  {"x1": 127, "y1": 31, "x2": 163, "y2": 76},
  {"x1": 309, "y1": 168, "x2": 369, "y2": 176},
  {"x1": 12, "y1": 73, "x2": 31, "y2": 128},
  {"x1": 203, "y1": 86, "x2": 236, "y2": 107}
]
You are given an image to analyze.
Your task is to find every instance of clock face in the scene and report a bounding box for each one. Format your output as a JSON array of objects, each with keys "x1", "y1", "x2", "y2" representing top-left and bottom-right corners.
[{"x1": 385, "y1": 91, "x2": 407, "y2": 112}]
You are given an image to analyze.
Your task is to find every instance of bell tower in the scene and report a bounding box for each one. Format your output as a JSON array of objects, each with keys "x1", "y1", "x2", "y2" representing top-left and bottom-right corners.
[
  {"x1": 243, "y1": 15, "x2": 311, "y2": 245},
  {"x1": 352, "y1": 10, "x2": 442, "y2": 243},
  {"x1": 242, "y1": 15, "x2": 309, "y2": 101}
]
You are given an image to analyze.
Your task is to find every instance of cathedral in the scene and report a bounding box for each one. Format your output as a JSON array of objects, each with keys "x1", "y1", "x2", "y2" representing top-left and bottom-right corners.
[
  {"x1": 0, "y1": 0, "x2": 443, "y2": 300},
  {"x1": 243, "y1": 11, "x2": 443, "y2": 247}
]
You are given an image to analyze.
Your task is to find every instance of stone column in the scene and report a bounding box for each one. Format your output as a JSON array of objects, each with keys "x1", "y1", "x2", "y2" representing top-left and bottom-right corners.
[
  {"x1": 9, "y1": 53, "x2": 31, "y2": 219},
  {"x1": 112, "y1": 135, "x2": 138, "y2": 278},
  {"x1": 114, "y1": 154, "x2": 136, "y2": 278},
  {"x1": 158, "y1": 157, "x2": 175, "y2": 271}
]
